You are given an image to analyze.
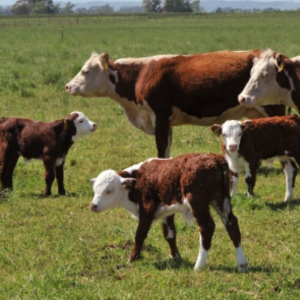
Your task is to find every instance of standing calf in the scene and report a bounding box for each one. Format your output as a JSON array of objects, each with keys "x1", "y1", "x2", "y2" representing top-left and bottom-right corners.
[
  {"x1": 89, "y1": 153, "x2": 248, "y2": 272},
  {"x1": 0, "y1": 111, "x2": 97, "y2": 197},
  {"x1": 211, "y1": 115, "x2": 300, "y2": 201}
]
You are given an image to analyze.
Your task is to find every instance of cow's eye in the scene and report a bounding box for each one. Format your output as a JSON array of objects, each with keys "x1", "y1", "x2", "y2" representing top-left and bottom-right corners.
[
  {"x1": 222, "y1": 134, "x2": 227, "y2": 138},
  {"x1": 81, "y1": 70, "x2": 89, "y2": 75},
  {"x1": 78, "y1": 119, "x2": 84, "y2": 123},
  {"x1": 106, "y1": 189, "x2": 112, "y2": 195}
]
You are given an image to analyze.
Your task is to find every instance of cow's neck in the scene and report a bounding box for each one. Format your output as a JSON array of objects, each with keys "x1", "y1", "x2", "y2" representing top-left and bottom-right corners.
[{"x1": 283, "y1": 61, "x2": 300, "y2": 112}]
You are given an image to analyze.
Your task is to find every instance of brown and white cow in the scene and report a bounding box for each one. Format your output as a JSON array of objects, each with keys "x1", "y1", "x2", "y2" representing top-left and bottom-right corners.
[
  {"x1": 65, "y1": 51, "x2": 286, "y2": 158},
  {"x1": 0, "y1": 112, "x2": 97, "y2": 197},
  {"x1": 211, "y1": 115, "x2": 300, "y2": 201},
  {"x1": 238, "y1": 49, "x2": 300, "y2": 112},
  {"x1": 89, "y1": 153, "x2": 248, "y2": 272}
]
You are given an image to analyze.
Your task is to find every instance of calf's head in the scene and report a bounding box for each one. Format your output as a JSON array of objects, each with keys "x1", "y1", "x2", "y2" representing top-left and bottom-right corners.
[
  {"x1": 238, "y1": 50, "x2": 289, "y2": 107},
  {"x1": 65, "y1": 52, "x2": 115, "y2": 98},
  {"x1": 90, "y1": 170, "x2": 136, "y2": 213},
  {"x1": 211, "y1": 120, "x2": 250, "y2": 153},
  {"x1": 67, "y1": 111, "x2": 97, "y2": 141}
]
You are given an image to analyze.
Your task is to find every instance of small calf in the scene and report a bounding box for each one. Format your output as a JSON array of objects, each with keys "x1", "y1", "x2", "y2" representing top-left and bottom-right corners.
[
  {"x1": 0, "y1": 111, "x2": 97, "y2": 197},
  {"x1": 89, "y1": 153, "x2": 248, "y2": 272},
  {"x1": 211, "y1": 115, "x2": 300, "y2": 201}
]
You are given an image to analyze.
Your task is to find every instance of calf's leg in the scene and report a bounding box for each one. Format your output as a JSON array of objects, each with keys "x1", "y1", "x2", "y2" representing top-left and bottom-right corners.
[
  {"x1": 43, "y1": 158, "x2": 56, "y2": 197},
  {"x1": 230, "y1": 171, "x2": 239, "y2": 196},
  {"x1": 162, "y1": 214, "x2": 180, "y2": 259},
  {"x1": 281, "y1": 159, "x2": 297, "y2": 202},
  {"x1": 55, "y1": 163, "x2": 66, "y2": 195},
  {"x1": 0, "y1": 149, "x2": 19, "y2": 190},
  {"x1": 130, "y1": 216, "x2": 152, "y2": 262},
  {"x1": 193, "y1": 209, "x2": 215, "y2": 270},
  {"x1": 212, "y1": 197, "x2": 248, "y2": 272},
  {"x1": 244, "y1": 160, "x2": 258, "y2": 197}
]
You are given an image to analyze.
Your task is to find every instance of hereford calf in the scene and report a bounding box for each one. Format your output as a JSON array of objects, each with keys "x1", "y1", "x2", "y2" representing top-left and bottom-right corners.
[
  {"x1": 89, "y1": 153, "x2": 248, "y2": 272},
  {"x1": 211, "y1": 115, "x2": 300, "y2": 201},
  {"x1": 0, "y1": 111, "x2": 97, "y2": 197}
]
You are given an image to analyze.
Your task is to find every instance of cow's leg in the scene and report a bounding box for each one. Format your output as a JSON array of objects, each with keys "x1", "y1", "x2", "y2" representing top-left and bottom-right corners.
[
  {"x1": 211, "y1": 197, "x2": 248, "y2": 272},
  {"x1": 244, "y1": 161, "x2": 258, "y2": 197},
  {"x1": 130, "y1": 216, "x2": 152, "y2": 262},
  {"x1": 43, "y1": 157, "x2": 56, "y2": 197},
  {"x1": 193, "y1": 209, "x2": 215, "y2": 270},
  {"x1": 55, "y1": 162, "x2": 66, "y2": 195},
  {"x1": 230, "y1": 170, "x2": 239, "y2": 196},
  {"x1": 281, "y1": 159, "x2": 297, "y2": 202},
  {"x1": 162, "y1": 214, "x2": 180, "y2": 259},
  {"x1": 155, "y1": 113, "x2": 172, "y2": 158}
]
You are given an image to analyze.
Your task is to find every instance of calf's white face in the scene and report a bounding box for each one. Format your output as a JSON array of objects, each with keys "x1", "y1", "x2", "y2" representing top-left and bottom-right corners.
[
  {"x1": 89, "y1": 170, "x2": 132, "y2": 213},
  {"x1": 238, "y1": 50, "x2": 287, "y2": 107},
  {"x1": 212, "y1": 120, "x2": 243, "y2": 153},
  {"x1": 65, "y1": 53, "x2": 115, "y2": 98},
  {"x1": 70, "y1": 111, "x2": 97, "y2": 141}
]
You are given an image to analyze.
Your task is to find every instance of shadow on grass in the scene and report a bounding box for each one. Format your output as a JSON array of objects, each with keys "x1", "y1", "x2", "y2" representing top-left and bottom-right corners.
[
  {"x1": 266, "y1": 199, "x2": 300, "y2": 211},
  {"x1": 154, "y1": 257, "x2": 194, "y2": 270},
  {"x1": 258, "y1": 166, "x2": 283, "y2": 176},
  {"x1": 154, "y1": 259, "x2": 280, "y2": 273}
]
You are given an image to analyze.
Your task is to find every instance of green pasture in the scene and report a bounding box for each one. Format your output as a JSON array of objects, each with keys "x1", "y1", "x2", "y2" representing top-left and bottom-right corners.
[{"x1": 1, "y1": 12, "x2": 300, "y2": 299}]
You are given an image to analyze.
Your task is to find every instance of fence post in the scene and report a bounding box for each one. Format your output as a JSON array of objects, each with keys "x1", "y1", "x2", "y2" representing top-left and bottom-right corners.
[{"x1": 61, "y1": 26, "x2": 64, "y2": 39}]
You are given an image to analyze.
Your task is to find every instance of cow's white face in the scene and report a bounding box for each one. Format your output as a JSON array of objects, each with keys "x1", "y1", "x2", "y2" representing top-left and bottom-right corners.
[
  {"x1": 70, "y1": 111, "x2": 97, "y2": 141},
  {"x1": 65, "y1": 52, "x2": 115, "y2": 98},
  {"x1": 238, "y1": 50, "x2": 288, "y2": 107},
  {"x1": 212, "y1": 120, "x2": 243, "y2": 153},
  {"x1": 89, "y1": 170, "x2": 132, "y2": 213}
]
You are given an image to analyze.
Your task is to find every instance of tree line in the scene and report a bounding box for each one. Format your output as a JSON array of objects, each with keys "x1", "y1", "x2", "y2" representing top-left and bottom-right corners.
[{"x1": 2, "y1": 0, "x2": 201, "y2": 15}]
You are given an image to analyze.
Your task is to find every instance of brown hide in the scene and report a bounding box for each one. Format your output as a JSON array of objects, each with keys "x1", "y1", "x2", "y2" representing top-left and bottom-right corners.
[
  {"x1": 0, "y1": 114, "x2": 78, "y2": 197},
  {"x1": 118, "y1": 153, "x2": 243, "y2": 263}
]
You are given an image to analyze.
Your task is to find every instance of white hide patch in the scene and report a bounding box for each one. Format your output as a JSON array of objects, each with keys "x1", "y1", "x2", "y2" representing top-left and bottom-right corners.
[
  {"x1": 70, "y1": 111, "x2": 97, "y2": 141},
  {"x1": 55, "y1": 157, "x2": 64, "y2": 167},
  {"x1": 115, "y1": 54, "x2": 177, "y2": 65}
]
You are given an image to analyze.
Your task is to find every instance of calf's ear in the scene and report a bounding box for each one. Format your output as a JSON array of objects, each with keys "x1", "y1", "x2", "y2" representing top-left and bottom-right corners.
[
  {"x1": 90, "y1": 178, "x2": 97, "y2": 186},
  {"x1": 121, "y1": 178, "x2": 136, "y2": 190},
  {"x1": 211, "y1": 124, "x2": 222, "y2": 136}
]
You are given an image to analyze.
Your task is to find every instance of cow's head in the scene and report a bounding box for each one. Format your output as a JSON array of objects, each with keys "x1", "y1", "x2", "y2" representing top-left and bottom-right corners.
[
  {"x1": 66, "y1": 111, "x2": 97, "y2": 141},
  {"x1": 89, "y1": 170, "x2": 136, "y2": 213},
  {"x1": 238, "y1": 49, "x2": 291, "y2": 107},
  {"x1": 65, "y1": 52, "x2": 116, "y2": 97},
  {"x1": 211, "y1": 120, "x2": 250, "y2": 153}
]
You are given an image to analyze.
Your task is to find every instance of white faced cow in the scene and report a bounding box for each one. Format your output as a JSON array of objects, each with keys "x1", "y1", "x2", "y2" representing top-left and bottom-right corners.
[
  {"x1": 65, "y1": 51, "x2": 286, "y2": 158},
  {"x1": 212, "y1": 115, "x2": 300, "y2": 201},
  {"x1": 239, "y1": 49, "x2": 300, "y2": 112},
  {"x1": 89, "y1": 153, "x2": 248, "y2": 272}
]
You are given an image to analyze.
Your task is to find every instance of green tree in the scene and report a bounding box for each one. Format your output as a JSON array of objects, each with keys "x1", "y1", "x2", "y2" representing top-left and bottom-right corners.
[
  {"x1": 142, "y1": 0, "x2": 162, "y2": 12},
  {"x1": 12, "y1": 0, "x2": 55, "y2": 14},
  {"x1": 61, "y1": 1, "x2": 75, "y2": 14},
  {"x1": 164, "y1": 0, "x2": 192, "y2": 12},
  {"x1": 12, "y1": 0, "x2": 30, "y2": 14},
  {"x1": 191, "y1": 0, "x2": 200, "y2": 12}
]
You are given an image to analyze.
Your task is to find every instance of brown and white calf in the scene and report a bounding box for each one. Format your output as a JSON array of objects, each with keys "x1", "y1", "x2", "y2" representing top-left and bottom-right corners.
[
  {"x1": 238, "y1": 49, "x2": 300, "y2": 112},
  {"x1": 89, "y1": 153, "x2": 248, "y2": 272},
  {"x1": 211, "y1": 115, "x2": 300, "y2": 201},
  {"x1": 65, "y1": 50, "x2": 286, "y2": 158},
  {"x1": 0, "y1": 111, "x2": 97, "y2": 197}
]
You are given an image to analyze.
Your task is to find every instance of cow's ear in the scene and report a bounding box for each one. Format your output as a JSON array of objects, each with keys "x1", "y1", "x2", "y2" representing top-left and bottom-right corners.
[
  {"x1": 211, "y1": 124, "x2": 222, "y2": 136},
  {"x1": 241, "y1": 120, "x2": 251, "y2": 130},
  {"x1": 90, "y1": 178, "x2": 97, "y2": 186},
  {"x1": 64, "y1": 119, "x2": 72, "y2": 129},
  {"x1": 99, "y1": 52, "x2": 109, "y2": 71},
  {"x1": 276, "y1": 53, "x2": 285, "y2": 72},
  {"x1": 121, "y1": 178, "x2": 136, "y2": 190}
]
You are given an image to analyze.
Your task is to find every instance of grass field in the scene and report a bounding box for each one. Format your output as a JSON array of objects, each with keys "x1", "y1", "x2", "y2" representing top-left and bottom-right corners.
[{"x1": 1, "y1": 12, "x2": 300, "y2": 299}]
